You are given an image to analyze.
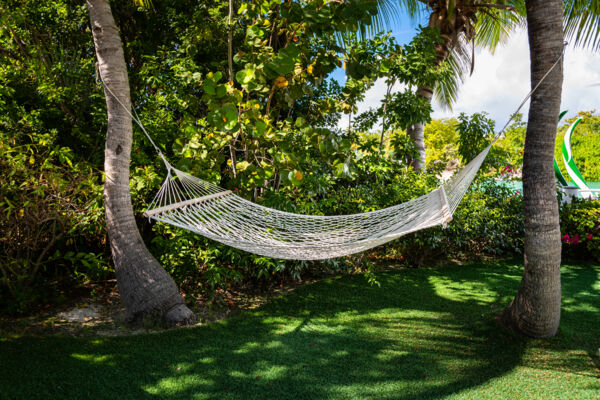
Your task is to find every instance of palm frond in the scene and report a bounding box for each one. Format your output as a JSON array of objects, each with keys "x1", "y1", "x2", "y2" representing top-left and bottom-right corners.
[
  {"x1": 355, "y1": 0, "x2": 425, "y2": 41},
  {"x1": 433, "y1": 41, "x2": 471, "y2": 110},
  {"x1": 432, "y1": 2, "x2": 523, "y2": 107},
  {"x1": 564, "y1": 0, "x2": 600, "y2": 50},
  {"x1": 473, "y1": 3, "x2": 525, "y2": 52},
  {"x1": 395, "y1": 0, "x2": 423, "y2": 21},
  {"x1": 133, "y1": 0, "x2": 154, "y2": 10}
]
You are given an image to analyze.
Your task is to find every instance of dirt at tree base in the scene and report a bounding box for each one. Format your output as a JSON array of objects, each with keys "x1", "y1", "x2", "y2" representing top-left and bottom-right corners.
[
  {"x1": 0, "y1": 259, "x2": 428, "y2": 338},
  {"x1": 0, "y1": 277, "x2": 322, "y2": 337}
]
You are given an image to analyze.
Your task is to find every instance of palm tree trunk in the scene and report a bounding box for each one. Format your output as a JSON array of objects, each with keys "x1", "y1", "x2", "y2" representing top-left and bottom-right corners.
[
  {"x1": 406, "y1": 86, "x2": 432, "y2": 169},
  {"x1": 500, "y1": 0, "x2": 563, "y2": 338},
  {"x1": 87, "y1": 0, "x2": 196, "y2": 326},
  {"x1": 406, "y1": 9, "x2": 448, "y2": 171}
]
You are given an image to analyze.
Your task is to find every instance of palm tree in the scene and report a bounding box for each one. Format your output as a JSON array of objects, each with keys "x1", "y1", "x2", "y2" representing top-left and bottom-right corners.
[
  {"x1": 500, "y1": 0, "x2": 564, "y2": 338},
  {"x1": 402, "y1": 1, "x2": 523, "y2": 170},
  {"x1": 398, "y1": 0, "x2": 600, "y2": 170},
  {"x1": 86, "y1": 0, "x2": 196, "y2": 326}
]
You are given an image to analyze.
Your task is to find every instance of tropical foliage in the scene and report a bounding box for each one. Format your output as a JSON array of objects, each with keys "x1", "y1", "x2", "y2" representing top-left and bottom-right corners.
[
  {"x1": 560, "y1": 198, "x2": 600, "y2": 261},
  {"x1": 1, "y1": 0, "x2": 599, "y2": 315},
  {"x1": 0, "y1": 0, "x2": 448, "y2": 312}
]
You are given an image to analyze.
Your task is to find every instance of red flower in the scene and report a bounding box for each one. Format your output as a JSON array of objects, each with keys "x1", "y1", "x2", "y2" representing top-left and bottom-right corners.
[
  {"x1": 572, "y1": 234, "x2": 580, "y2": 245},
  {"x1": 501, "y1": 165, "x2": 515, "y2": 176},
  {"x1": 562, "y1": 234, "x2": 570, "y2": 242},
  {"x1": 588, "y1": 234, "x2": 593, "y2": 240}
]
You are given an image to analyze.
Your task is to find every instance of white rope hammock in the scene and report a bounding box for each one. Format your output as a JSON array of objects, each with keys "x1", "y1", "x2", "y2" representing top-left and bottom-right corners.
[
  {"x1": 142, "y1": 146, "x2": 490, "y2": 260},
  {"x1": 98, "y1": 48, "x2": 563, "y2": 261}
]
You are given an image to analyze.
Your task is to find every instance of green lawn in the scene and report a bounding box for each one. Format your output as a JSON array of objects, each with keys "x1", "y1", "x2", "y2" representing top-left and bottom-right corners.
[{"x1": 1, "y1": 262, "x2": 599, "y2": 399}]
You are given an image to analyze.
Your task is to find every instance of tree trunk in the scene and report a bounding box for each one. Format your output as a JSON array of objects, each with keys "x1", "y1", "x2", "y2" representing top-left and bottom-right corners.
[
  {"x1": 406, "y1": 9, "x2": 448, "y2": 171},
  {"x1": 87, "y1": 0, "x2": 196, "y2": 326},
  {"x1": 406, "y1": 86, "x2": 432, "y2": 169},
  {"x1": 500, "y1": 0, "x2": 563, "y2": 338}
]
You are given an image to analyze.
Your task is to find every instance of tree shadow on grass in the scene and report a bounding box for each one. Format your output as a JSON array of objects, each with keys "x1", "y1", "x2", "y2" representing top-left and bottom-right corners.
[
  {"x1": 525, "y1": 262, "x2": 600, "y2": 376},
  {"x1": 0, "y1": 262, "x2": 597, "y2": 399}
]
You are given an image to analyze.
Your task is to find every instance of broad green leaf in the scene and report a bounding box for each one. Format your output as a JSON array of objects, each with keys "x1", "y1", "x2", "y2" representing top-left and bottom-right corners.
[
  {"x1": 236, "y1": 161, "x2": 250, "y2": 171},
  {"x1": 221, "y1": 103, "x2": 238, "y2": 122},
  {"x1": 255, "y1": 120, "x2": 267, "y2": 135}
]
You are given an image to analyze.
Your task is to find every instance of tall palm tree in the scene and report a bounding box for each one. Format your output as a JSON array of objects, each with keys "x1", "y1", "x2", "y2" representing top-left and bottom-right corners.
[
  {"x1": 403, "y1": 1, "x2": 523, "y2": 170},
  {"x1": 500, "y1": 0, "x2": 564, "y2": 338},
  {"x1": 398, "y1": 0, "x2": 600, "y2": 170},
  {"x1": 86, "y1": 0, "x2": 196, "y2": 326}
]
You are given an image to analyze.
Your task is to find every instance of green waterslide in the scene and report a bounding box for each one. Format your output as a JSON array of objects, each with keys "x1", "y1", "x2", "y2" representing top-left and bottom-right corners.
[
  {"x1": 556, "y1": 112, "x2": 600, "y2": 197},
  {"x1": 554, "y1": 111, "x2": 570, "y2": 186}
]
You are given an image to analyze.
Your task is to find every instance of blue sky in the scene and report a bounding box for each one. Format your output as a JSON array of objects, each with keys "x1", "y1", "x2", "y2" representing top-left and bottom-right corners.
[
  {"x1": 332, "y1": 11, "x2": 600, "y2": 130},
  {"x1": 330, "y1": 13, "x2": 423, "y2": 84}
]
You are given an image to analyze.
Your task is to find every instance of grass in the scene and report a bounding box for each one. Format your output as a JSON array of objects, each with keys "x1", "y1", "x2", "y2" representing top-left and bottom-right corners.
[{"x1": 0, "y1": 261, "x2": 599, "y2": 399}]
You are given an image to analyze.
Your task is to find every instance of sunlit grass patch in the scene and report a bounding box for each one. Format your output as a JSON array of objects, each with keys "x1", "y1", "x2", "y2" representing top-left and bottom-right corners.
[{"x1": 0, "y1": 261, "x2": 598, "y2": 399}]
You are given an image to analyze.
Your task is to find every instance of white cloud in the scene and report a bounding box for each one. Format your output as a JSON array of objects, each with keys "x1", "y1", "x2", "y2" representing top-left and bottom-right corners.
[
  {"x1": 342, "y1": 28, "x2": 600, "y2": 130},
  {"x1": 432, "y1": 29, "x2": 531, "y2": 125},
  {"x1": 338, "y1": 79, "x2": 405, "y2": 130},
  {"x1": 434, "y1": 28, "x2": 600, "y2": 126},
  {"x1": 563, "y1": 43, "x2": 600, "y2": 117}
]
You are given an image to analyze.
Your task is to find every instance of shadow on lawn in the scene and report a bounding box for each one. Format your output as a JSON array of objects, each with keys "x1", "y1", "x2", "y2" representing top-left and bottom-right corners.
[{"x1": 0, "y1": 262, "x2": 598, "y2": 399}]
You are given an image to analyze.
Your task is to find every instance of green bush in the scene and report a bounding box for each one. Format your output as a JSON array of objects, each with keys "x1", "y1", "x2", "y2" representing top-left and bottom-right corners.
[
  {"x1": 0, "y1": 132, "x2": 108, "y2": 314},
  {"x1": 448, "y1": 180, "x2": 524, "y2": 256},
  {"x1": 559, "y1": 198, "x2": 600, "y2": 261},
  {"x1": 424, "y1": 118, "x2": 459, "y2": 168},
  {"x1": 391, "y1": 178, "x2": 525, "y2": 265}
]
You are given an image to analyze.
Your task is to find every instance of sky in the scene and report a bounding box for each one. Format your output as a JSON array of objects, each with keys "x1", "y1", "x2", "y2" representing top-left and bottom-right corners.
[{"x1": 333, "y1": 12, "x2": 600, "y2": 131}]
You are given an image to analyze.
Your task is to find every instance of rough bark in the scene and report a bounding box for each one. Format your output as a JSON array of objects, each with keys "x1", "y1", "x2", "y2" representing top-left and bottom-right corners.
[
  {"x1": 87, "y1": 0, "x2": 196, "y2": 326},
  {"x1": 407, "y1": 9, "x2": 449, "y2": 171},
  {"x1": 500, "y1": 0, "x2": 563, "y2": 338},
  {"x1": 406, "y1": 86, "x2": 433, "y2": 169}
]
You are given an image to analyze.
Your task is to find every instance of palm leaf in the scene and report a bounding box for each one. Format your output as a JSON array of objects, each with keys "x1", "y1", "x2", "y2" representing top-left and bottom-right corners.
[
  {"x1": 473, "y1": 3, "x2": 525, "y2": 52},
  {"x1": 433, "y1": 41, "x2": 471, "y2": 110},
  {"x1": 133, "y1": 0, "x2": 154, "y2": 10},
  {"x1": 564, "y1": 0, "x2": 600, "y2": 50},
  {"x1": 433, "y1": 2, "x2": 523, "y2": 106},
  {"x1": 355, "y1": 0, "x2": 425, "y2": 41}
]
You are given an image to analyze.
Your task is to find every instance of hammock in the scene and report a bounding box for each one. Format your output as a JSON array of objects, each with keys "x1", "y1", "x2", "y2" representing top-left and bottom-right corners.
[
  {"x1": 99, "y1": 50, "x2": 562, "y2": 261},
  {"x1": 143, "y1": 146, "x2": 489, "y2": 260}
]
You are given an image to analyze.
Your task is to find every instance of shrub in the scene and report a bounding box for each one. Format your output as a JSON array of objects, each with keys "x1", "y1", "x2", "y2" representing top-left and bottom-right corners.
[
  {"x1": 559, "y1": 198, "x2": 600, "y2": 261},
  {"x1": 391, "y1": 178, "x2": 525, "y2": 265},
  {"x1": 0, "y1": 131, "x2": 107, "y2": 314},
  {"x1": 424, "y1": 118, "x2": 459, "y2": 168}
]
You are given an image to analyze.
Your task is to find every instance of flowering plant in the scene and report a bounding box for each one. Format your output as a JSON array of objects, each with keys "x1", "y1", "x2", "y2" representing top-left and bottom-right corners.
[{"x1": 560, "y1": 199, "x2": 600, "y2": 261}]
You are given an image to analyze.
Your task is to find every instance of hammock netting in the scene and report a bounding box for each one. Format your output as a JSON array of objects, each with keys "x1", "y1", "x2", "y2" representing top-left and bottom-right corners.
[{"x1": 144, "y1": 144, "x2": 491, "y2": 260}]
